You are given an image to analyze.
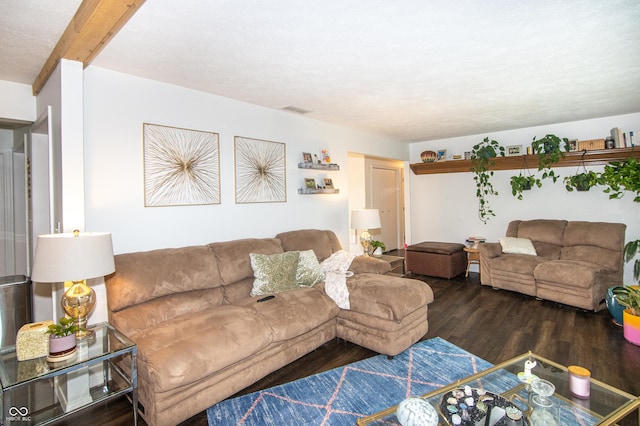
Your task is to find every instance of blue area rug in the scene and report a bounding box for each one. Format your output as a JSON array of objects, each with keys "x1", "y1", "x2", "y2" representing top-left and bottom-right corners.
[{"x1": 207, "y1": 337, "x2": 492, "y2": 425}]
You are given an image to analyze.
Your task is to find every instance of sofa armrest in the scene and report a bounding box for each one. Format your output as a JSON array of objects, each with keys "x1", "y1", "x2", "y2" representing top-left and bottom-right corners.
[
  {"x1": 349, "y1": 256, "x2": 392, "y2": 274},
  {"x1": 478, "y1": 242, "x2": 503, "y2": 259}
]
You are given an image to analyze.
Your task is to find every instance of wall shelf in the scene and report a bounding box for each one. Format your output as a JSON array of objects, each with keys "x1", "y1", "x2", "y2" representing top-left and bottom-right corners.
[
  {"x1": 298, "y1": 188, "x2": 340, "y2": 194},
  {"x1": 409, "y1": 147, "x2": 640, "y2": 175},
  {"x1": 298, "y1": 162, "x2": 340, "y2": 170}
]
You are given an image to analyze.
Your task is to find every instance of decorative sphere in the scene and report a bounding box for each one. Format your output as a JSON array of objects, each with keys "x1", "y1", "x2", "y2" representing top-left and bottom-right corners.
[{"x1": 396, "y1": 397, "x2": 438, "y2": 426}]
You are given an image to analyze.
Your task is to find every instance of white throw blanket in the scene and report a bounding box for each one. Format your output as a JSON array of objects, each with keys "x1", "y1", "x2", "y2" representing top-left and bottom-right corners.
[{"x1": 320, "y1": 250, "x2": 355, "y2": 309}]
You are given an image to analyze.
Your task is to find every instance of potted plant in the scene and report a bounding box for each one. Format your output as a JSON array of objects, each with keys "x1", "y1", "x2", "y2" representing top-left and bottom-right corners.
[
  {"x1": 371, "y1": 240, "x2": 386, "y2": 256},
  {"x1": 510, "y1": 174, "x2": 541, "y2": 200},
  {"x1": 46, "y1": 316, "x2": 82, "y2": 361},
  {"x1": 564, "y1": 170, "x2": 600, "y2": 192},
  {"x1": 612, "y1": 286, "x2": 640, "y2": 346},
  {"x1": 531, "y1": 134, "x2": 570, "y2": 183},
  {"x1": 471, "y1": 137, "x2": 505, "y2": 223},
  {"x1": 600, "y1": 157, "x2": 640, "y2": 202}
]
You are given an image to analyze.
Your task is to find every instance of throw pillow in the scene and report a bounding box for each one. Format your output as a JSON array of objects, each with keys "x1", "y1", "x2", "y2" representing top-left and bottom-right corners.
[
  {"x1": 296, "y1": 249, "x2": 325, "y2": 287},
  {"x1": 499, "y1": 237, "x2": 537, "y2": 256},
  {"x1": 250, "y1": 251, "x2": 301, "y2": 296}
]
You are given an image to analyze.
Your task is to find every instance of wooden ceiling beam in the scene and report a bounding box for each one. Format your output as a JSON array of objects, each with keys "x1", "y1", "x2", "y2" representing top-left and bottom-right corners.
[{"x1": 32, "y1": 0, "x2": 146, "y2": 95}]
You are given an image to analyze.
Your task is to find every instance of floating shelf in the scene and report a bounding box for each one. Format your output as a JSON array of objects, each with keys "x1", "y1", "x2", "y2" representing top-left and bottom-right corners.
[
  {"x1": 298, "y1": 188, "x2": 340, "y2": 194},
  {"x1": 410, "y1": 147, "x2": 640, "y2": 175},
  {"x1": 298, "y1": 163, "x2": 340, "y2": 171}
]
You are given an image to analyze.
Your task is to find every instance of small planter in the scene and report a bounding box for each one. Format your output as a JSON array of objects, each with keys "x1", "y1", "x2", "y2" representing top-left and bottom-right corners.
[
  {"x1": 576, "y1": 182, "x2": 590, "y2": 191},
  {"x1": 623, "y1": 309, "x2": 640, "y2": 346},
  {"x1": 48, "y1": 334, "x2": 77, "y2": 362},
  {"x1": 606, "y1": 286, "x2": 625, "y2": 326}
]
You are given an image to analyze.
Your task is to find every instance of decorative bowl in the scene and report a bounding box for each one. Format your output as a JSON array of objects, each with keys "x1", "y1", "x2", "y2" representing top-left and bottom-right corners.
[{"x1": 421, "y1": 150, "x2": 437, "y2": 163}]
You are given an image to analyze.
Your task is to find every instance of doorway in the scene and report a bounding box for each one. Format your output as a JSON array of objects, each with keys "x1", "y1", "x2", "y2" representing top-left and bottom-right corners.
[{"x1": 365, "y1": 158, "x2": 404, "y2": 252}]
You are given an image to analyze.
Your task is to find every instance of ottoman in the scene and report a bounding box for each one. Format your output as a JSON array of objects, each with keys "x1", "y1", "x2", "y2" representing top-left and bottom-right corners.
[{"x1": 405, "y1": 242, "x2": 467, "y2": 279}]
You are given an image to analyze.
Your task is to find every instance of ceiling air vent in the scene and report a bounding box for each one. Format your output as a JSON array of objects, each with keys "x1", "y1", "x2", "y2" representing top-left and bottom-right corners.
[{"x1": 281, "y1": 106, "x2": 312, "y2": 114}]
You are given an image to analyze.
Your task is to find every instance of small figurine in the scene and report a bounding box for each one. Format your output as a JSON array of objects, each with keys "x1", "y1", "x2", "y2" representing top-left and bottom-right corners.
[{"x1": 517, "y1": 358, "x2": 539, "y2": 383}]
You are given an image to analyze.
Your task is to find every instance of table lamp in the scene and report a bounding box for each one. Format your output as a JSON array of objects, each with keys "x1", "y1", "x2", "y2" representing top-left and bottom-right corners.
[
  {"x1": 31, "y1": 230, "x2": 115, "y2": 339},
  {"x1": 351, "y1": 209, "x2": 381, "y2": 256}
]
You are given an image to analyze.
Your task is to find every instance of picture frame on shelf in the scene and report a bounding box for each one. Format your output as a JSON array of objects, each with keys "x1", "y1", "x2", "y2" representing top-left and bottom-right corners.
[
  {"x1": 321, "y1": 148, "x2": 331, "y2": 164},
  {"x1": 436, "y1": 149, "x2": 447, "y2": 161},
  {"x1": 464, "y1": 151, "x2": 471, "y2": 160},
  {"x1": 323, "y1": 178, "x2": 334, "y2": 189},
  {"x1": 506, "y1": 145, "x2": 523, "y2": 156},
  {"x1": 305, "y1": 178, "x2": 317, "y2": 189},
  {"x1": 568, "y1": 139, "x2": 578, "y2": 151},
  {"x1": 302, "y1": 152, "x2": 313, "y2": 163}
]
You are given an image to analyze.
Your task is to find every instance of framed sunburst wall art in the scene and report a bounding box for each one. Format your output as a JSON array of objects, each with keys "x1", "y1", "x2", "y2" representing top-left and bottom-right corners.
[
  {"x1": 234, "y1": 136, "x2": 286, "y2": 203},
  {"x1": 143, "y1": 123, "x2": 220, "y2": 207}
]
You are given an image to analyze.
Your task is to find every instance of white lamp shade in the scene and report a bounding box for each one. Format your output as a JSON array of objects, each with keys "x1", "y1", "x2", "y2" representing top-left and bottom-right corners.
[
  {"x1": 351, "y1": 209, "x2": 381, "y2": 230},
  {"x1": 31, "y1": 232, "x2": 115, "y2": 282}
]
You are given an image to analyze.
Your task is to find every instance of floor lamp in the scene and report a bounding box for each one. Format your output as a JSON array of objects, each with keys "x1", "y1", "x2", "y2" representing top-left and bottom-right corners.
[{"x1": 351, "y1": 209, "x2": 381, "y2": 256}]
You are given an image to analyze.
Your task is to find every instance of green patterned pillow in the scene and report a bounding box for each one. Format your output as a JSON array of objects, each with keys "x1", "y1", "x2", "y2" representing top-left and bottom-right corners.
[
  {"x1": 296, "y1": 249, "x2": 325, "y2": 287},
  {"x1": 250, "y1": 251, "x2": 301, "y2": 296}
]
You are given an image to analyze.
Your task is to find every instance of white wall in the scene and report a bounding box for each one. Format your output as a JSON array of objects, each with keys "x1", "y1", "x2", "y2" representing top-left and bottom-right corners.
[
  {"x1": 0, "y1": 80, "x2": 36, "y2": 123},
  {"x1": 83, "y1": 66, "x2": 409, "y2": 256},
  {"x1": 408, "y1": 113, "x2": 640, "y2": 281}
]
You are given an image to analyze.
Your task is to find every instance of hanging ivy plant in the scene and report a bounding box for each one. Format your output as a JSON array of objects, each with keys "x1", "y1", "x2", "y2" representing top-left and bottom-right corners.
[
  {"x1": 471, "y1": 137, "x2": 505, "y2": 223},
  {"x1": 531, "y1": 134, "x2": 570, "y2": 183},
  {"x1": 510, "y1": 156, "x2": 541, "y2": 200},
  {"x1": 564, "y1": 150, "x2": 601, "y2": 192},
  {"x1": 600, "y1": 157, "x2": 640, "y2": 202}
]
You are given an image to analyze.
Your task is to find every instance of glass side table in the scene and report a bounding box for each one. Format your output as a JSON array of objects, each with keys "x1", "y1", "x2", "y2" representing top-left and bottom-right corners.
[{"x1": 0, "y1": 322, "x2": 137, "y2": 425}]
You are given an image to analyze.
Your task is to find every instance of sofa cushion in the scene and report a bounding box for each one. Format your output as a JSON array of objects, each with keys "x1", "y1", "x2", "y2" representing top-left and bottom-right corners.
[
  {"x1": 109, "y1": 289, "x2": 223, "y2": 338},
  {"x1": 349, "y1": 256, "x2": 391, "y2": 274},
  {"x1": 531, "y1": 242, "x2": 562, "y2": 259},
  {"x1": 490, "y1": 253, "x2": 547, "y2": 275},
  {"x1": 209, "y1": 238, "x2": 283, "y2": 285},
  {"x1": 534, "y1": 260, "x2": 610, "y2": 289},
  {"x1": 250, "y1": 251, "x2": 300, "y2": 296},
  {"x1": 107, "y1": 246, "x2": 222, "y2": 312},
  {"x1": 296, "y1": 249, "x2": 325, "y2": 287},
  {"x1": 134, "y1": 305, "x2": 272, "y2": 392},
  {"x1": 508, "y1": 219, "x2": 567, "y2": 246},
  {"x1": 562, "y1": 221, "x2": 626, "y2": 251},
  {"x1": 561, "y1": 246, "x2": 619, "y2": 271},
  {"x1": 235, "y1": 287, "x2": 340, "y2": 342},
  {"x1": 276, "y1": 229, "x2": 342, "y2": 261},
  {"x1": 499, "y1": 237, "x2": 537, "y2": 255},
  {"x1": 346, "y1": 274, "x2": 434, "y2": 321},
  {"x1": 561, "y1": 221, "x2": 625, "y2": 271}
]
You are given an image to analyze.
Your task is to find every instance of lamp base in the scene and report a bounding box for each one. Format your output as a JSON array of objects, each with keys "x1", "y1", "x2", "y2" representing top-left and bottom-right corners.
[
  {"x1": 76, "y1": 328, "x2": 95, "y2": 340},
  {"x1": 360, "y1": 230, "x2": 372, "y2": 256}
]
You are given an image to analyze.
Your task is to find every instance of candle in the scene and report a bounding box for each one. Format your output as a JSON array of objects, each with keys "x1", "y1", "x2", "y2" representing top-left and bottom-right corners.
[{"x1": 568, "y1": 365, "x2": 591, "y2": 399}]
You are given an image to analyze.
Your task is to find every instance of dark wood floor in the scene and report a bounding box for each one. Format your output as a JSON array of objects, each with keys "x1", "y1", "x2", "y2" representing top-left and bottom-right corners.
[{"x1": 59, "y1": 271, "x2": 640, "y2": 425}]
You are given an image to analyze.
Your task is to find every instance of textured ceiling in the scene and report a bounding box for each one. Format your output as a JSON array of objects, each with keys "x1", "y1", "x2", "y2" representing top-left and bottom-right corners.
[
  {"x1": 0, "y1": 1, "x2": 82, "y2": 83},
  {"x1": 2, "y1": 0, "x2": 640, "y2": 142}
]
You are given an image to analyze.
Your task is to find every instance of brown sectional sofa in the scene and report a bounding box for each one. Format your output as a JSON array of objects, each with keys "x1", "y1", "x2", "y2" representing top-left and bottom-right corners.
[
  {"x1": 105, "y1": 229, "x2": 434, "y2": 426},
  {"x1": 479, "y1": 219, "x2": 626, "y2": 311}
]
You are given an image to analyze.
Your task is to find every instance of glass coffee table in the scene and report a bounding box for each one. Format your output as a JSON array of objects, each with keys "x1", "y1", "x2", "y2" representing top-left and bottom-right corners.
[
  {"x1": 357, "y1": 352, "x2": 639, "y2": 425},
  {"x1": 0, "y1": 322, "x2": 137, "y2": 425}
]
